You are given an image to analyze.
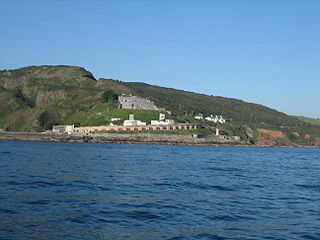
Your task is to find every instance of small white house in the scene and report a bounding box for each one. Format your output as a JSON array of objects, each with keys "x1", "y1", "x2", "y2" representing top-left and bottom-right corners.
[
  {"x1": 205, "y1": 115, "x2": 226, "y2": 124},
  {"x1": 123, "y1": 114, "x2": 146, "y2": 126},
  {"x1": 111, "y1": 118, "x2": 121, "y2": 122},
  {"x1": 52, "y1": 125, "x2": 74, "y2": 134},
  {"x1": 194, "y1": 114, "x2": 204, "y2": 120},
  {"x1": 159, "y1": 113, "x2": 166, "y2": 121},
  {"x1": 151, "y1": 113, "x2": 175, "y2": 126},
  {"x1": 151, "y1": 119, "x2": 175, "y2": 125}
]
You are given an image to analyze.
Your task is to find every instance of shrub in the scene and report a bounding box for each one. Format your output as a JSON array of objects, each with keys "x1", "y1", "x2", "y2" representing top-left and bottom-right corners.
[
  {"x1": 38, "y1": 111, "x2": 60, "y2": 129},
  {"x1": 12, "y1": 87, "x2": 35, "y2": 108},
  {"x1": 101, "y1": 90, "x2": 118, "y2": 102}
]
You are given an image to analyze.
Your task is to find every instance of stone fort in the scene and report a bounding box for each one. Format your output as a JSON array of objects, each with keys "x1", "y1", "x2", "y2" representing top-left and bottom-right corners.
[{"x1": 118, "y1": 96, "x2": 158, "y2": 110}]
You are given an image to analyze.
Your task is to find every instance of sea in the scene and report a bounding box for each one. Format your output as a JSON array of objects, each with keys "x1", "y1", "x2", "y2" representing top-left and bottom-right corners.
[{"x1": 0, "y1": 140, "x2": 319, "y2": 240}]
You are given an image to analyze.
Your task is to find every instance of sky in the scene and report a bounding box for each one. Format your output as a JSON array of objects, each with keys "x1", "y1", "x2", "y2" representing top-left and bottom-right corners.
[{"x1": 0, "y1": 0, "x2": 319, "y2": 118}]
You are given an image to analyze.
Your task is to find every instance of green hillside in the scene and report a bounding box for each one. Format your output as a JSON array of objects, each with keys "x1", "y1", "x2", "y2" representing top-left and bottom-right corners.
[
  {"x1": 296, "y1": 116, "x2": 320, "y2": 126},
  {"x1": 0, "y1": 65, "x2": 168, "y2": 131},
  {"x1": 1, "y1": 65, "x2": 319, "y2": 145},
  {"x1": 101, "y1": 79, "x2": 320, "y2": 143}
]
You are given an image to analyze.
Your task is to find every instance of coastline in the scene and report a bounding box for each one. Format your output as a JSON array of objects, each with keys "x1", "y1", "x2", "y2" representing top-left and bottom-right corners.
[{"x1": 0, "y1": 131, "x2": 319, "y2": 149}]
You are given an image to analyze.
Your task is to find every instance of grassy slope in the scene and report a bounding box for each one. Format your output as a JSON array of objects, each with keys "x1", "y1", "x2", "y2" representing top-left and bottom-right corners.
[
  {"x1": 1, "y1": 65, "x2": 319, "y2": 144},
  {"x1": 0, "y1": 66, "x2": 168, "y2": 131},
  {"x1": 0, "y1": 65, "x2": 105, "y2": 130},
  {"x1": 297, "y1": 116, "x2": 320, "y2": 126},
  {"x1": 101, "y1": 79, "x2": 320, "y2": 143}
]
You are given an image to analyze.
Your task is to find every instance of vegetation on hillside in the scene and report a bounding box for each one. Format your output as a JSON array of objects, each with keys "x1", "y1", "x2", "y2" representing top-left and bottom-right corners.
[
  {"x1": 296, "y1": 116, "x2": 320, "y2": 126},
  {"x1": 0, "y1": 65, "x2": 319, "y2": 145},
  {"x1": 101, "y1": 90, "x2": 119, "y2": 103}
]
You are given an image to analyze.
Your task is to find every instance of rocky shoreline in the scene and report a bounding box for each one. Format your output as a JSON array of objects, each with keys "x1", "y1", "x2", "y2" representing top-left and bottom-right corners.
[
  {"x1": 0, "y1": 131, "x2": 319, "y2": 148},
  {"x1": 0, "y1": 131, "x2": 246, "y2": 146}
]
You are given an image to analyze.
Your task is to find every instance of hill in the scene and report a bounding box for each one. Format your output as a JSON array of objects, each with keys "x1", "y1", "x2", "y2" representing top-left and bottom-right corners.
[
  {"x1": 1, "y1": 65, "x2": 319, "y2": 145},
  {"x1": 101, "y1": 79, "x2": 320, "y2": 144},
  {"x1": 297, "y1": 116, "x2": 320, "y2": 126},
  {"x1": 0, "y1": 65, "x2": 167, "y2": 131}
]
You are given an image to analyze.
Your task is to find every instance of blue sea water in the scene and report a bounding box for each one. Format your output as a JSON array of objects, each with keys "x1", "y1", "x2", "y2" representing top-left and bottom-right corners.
[{"x1": 0, "y1": 140, "x2": 319, "y2": 240}]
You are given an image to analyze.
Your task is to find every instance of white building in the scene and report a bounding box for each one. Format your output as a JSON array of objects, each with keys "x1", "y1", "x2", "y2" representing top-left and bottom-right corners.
[
  {"x1": 194, "y1": 114, "x2": 204, "y2": 120},
  {"x1": 123, "y1": 114, "x2": 147, "y2": 127},
  {"x1": 151, "y1": 113, "x2": 175, "y2": 126},
  {"x1": 205, "y1": 115, "x2": 226, "y2": 124},
  {"x1": 111, "y1": 118, "x2": 121, "y2": 122},
  {"x1": 52, "y1": 125, "x2": 74, "y2": 134}
]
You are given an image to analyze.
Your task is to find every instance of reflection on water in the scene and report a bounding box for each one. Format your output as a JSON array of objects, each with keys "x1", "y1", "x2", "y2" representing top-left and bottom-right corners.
[{"x1": 0, "y1": 140, "x2": 320, "y2": 239}]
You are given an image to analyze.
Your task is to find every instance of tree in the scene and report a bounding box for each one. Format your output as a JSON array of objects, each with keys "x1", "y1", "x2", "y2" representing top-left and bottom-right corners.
[
  {"x1": 12, "y1": 87, "x2": 35, "y2": 107},
  {"x1": 101, "y1": 90, "x2": 118, "y2": 102},
  {"x1": 38, "y1": 111, "x2": 59, "y2": 129}
]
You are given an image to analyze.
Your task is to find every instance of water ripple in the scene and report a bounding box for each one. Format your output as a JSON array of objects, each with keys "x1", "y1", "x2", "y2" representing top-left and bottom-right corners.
[
  {"x1": 0, "y1": 141, "x2": 319, "y2": 240},
  {"x1": 295, "y1": 184, "x2": 320, "y2": 192}
]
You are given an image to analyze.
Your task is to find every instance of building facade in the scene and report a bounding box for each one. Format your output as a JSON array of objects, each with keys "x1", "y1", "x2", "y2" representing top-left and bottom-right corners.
[
  {"x1": 204, "y1": 115, "x2": 226, "y2": 124},
  {"x1": 123, "y1": 114, "x2": 147, "y2": 126},
  {"x1": 73, "y1": 123, "x2": 199, "y2": 133},
  {"x1": 118, "y1": 96, "x2": 158, "y2": 110},
  {"x1": 150, "y1": 113, "x2": 175, "y2": 125},
  {"x1": 52, "y1": 125, "x2": 74, "y2": 134}
]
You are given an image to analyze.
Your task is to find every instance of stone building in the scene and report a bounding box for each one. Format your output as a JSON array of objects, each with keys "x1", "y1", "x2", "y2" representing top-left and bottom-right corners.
[
  {"x1": 52, "y1": 125, "x2": 74, "y2": 134},
  {"x1": 118, "y1": 96, "x2": 158, "y2": 110}
]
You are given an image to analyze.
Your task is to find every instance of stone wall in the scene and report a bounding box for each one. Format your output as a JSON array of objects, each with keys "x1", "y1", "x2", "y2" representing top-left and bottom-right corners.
[{"x1": 118, "y1": 96, "x2": 158, "y2": 110}]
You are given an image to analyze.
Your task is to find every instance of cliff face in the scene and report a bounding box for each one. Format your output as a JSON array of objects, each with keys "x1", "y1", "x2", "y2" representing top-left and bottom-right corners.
[{"x1": 0, "y1": 65, "x2": 319, "y2": 146}]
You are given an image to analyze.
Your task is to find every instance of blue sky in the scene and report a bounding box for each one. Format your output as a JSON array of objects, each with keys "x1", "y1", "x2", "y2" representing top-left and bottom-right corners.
[{"x1": 0, "y1": 0, "x2": 319, "y2": 118}]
